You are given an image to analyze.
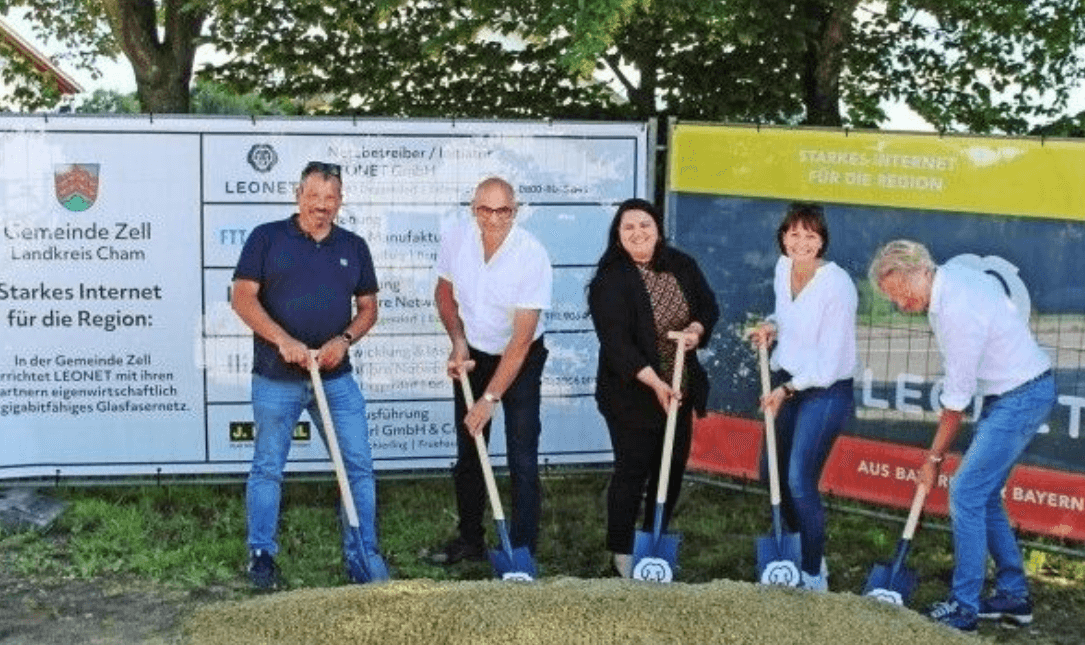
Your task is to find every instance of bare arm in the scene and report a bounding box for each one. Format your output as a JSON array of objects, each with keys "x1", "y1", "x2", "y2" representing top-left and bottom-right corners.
[
  {"x1": 231, "y1": 278, "x2": 310, "y2": 368},
  {"x1": 435, "y1": 277, "x2": 474, "y2": 377},
  {"x1": 462, "y1": 308, "x2": 540, "y2": 436},
  {"x1": 918, "y1": 408, "x2": 965, "y2": 489}
]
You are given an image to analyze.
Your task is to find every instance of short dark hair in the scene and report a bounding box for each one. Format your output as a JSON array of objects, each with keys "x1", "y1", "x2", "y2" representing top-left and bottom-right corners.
[
  {"x1": 300, "y1": 161, "x2": 342, "y2": 181},
  {"x1": 776, "y1": 202, "x2": 828, "y2": 257}
]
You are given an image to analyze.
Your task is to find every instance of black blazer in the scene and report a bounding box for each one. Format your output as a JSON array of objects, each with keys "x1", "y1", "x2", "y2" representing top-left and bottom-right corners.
[{"x1": 588, "y1": 247, "x2": 720, "y2": 428}]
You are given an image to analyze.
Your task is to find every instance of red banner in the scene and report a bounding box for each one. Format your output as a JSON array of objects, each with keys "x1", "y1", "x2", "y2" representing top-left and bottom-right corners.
[{"x1": 690, "y1": 413, "x2": 1085, "y2": 541}]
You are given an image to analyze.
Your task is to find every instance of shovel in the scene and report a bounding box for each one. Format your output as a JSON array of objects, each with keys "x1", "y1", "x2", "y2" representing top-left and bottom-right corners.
[
  {"x1": 308, "y1": 352, "x2": 389, "y2": 583},
  {"x1": 863, "y1": 480, "x2": 931, "y2": 605},
  {"x1": 457, "y1": 372, "x2": 537, "y2": 581},
  {"x1": 755, "y1": 343, "x2": 803, "y2": 586},
  {"x1": 631, "y1": 331, "x2": 689, "y2": 583}
]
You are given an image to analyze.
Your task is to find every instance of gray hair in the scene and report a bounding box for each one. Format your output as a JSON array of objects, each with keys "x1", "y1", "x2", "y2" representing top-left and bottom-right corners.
[{"x1": 868, "y1": 240, "x2": 936, "y2": 295}]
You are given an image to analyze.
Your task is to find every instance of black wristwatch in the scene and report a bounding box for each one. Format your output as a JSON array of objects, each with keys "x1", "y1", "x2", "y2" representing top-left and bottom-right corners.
[
  {"x1": 340, "y1": 331, "x2": 354, "y2": 344},
  {"x1": 782, "y1": 382, "x2": 797, "y2": 399}
]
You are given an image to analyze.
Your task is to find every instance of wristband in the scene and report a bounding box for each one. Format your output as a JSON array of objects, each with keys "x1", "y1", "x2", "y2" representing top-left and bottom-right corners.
[
  {"x1": 927, "y1": 453, "x2": 943, "y2": 464},
  {"x1": 483, "y1": 392, "x2": 500, "y2": 404}
]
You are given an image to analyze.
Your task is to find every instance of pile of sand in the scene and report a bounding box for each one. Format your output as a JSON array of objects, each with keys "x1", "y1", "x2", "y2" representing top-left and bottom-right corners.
[{"x1": 184, "y1": 577, "x2": 983, "y2": 644}]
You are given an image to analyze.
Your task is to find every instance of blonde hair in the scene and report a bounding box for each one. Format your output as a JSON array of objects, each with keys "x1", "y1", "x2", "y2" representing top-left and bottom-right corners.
[{"x1": 868, "y1": 240, "x2": 935, "y2": 296}]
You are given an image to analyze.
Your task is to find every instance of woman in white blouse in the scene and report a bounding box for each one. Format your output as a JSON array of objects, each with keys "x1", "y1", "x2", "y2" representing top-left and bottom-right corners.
[{"x1": 748, "y1": 202, "x2": 858, "y2": 591}]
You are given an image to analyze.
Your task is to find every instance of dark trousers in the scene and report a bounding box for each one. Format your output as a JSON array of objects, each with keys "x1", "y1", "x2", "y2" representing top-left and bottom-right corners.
[
  {"x1": 452, "y1": 338, "x2": 547, "y2": 553},
  {"x1": 603, "y1": 402, "x2": 694, "y2": 554},
  {"x1": 761, "y1": 376, "x2": 853, "y2": 574}
]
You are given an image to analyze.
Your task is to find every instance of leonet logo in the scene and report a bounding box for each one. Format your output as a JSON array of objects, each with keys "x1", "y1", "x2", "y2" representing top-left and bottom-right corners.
[
  {"x1": 54, "y1": 163, "x2": 100, "y2": 212},
  {"x1": 247, "y1": 143, "x2": 278, "y2": 173}
]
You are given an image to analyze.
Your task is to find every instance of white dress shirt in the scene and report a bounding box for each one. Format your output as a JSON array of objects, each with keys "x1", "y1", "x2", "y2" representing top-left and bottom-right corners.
[
  {"x1": 929, "y1": 262, "x2": 1050, "y2": 411},
  {"x1": 436, "y1": 217, "x2": 552, "y2": 355},
  {"x1": 769, "y1": 255, "x2": 858, "y2": 390}
]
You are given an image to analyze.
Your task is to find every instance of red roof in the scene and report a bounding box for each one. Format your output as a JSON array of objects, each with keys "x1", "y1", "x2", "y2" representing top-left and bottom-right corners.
[{"x1": 0, "y1": 16, "x2": 83, "y2": 95}]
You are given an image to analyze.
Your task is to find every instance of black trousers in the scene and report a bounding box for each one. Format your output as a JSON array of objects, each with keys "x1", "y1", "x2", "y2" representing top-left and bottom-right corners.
[
  {"x1": 602, "y1": 402, "x2": 694, "y2": 554},
  {"x1": 451, "y1": 338, "x2": 547, "y2": 553}
]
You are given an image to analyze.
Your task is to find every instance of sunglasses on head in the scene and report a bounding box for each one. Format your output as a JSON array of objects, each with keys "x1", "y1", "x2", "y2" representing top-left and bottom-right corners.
[{"x1": 302, "y1": 161, "x2": 342, "y2": 179}]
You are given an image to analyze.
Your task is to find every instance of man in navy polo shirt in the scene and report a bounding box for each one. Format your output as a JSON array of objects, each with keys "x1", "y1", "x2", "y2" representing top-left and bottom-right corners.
[{"x1": 231, "y1": 161, "x2": 386, "y2": 590}]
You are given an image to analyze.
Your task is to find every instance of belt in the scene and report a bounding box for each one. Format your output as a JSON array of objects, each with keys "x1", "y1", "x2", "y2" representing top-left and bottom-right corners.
[
  {"x1": 469, "y1": 335, "x2": 546, "y2": 360},
  {"x1": 988, "y1": 369, "x2": 1052, "y2": 401}
]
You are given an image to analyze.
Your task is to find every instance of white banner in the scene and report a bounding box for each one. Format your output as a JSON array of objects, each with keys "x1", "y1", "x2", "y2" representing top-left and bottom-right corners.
[{"x1": 0, "y1": 116, "x2": 651, "y2": 479}]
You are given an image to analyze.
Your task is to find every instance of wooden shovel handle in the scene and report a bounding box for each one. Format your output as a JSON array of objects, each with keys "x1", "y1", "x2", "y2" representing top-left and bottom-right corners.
[
  {"x1": 308, "y1": 351, "x2": 360, "y2": 528},
  {"x1": 901, "y1": 480, "x2": 931, "y2": 541},
  {"x1": 757, "y1": 343, "x2": 784, "y2": 507},
  {"x1": 654, "y1": 331, "x2": 689, "y2": 505},
  {"x1": 458, "y1": 373, "x2": 506, "y2": 523}
]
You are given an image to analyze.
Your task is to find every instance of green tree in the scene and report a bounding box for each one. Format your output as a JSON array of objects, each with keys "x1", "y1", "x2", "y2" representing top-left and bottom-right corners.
[
  {"x1": 203, "y1": 0, "x2": 618, "y2": 119},
  {"x1": 845, "y1": 1, "x2": 1085, "y2": 133},
  {"x1": 74, "y1": 80, "x2": 301, "y2": 115},
  {"x1": 1, "y1": 0, "x2": 208, "y2": 113},
  {"x1": 75, "y1": 88, "x2": 141, "y2": 113},
  {"x1": 7, "y1": 0, "x2": 1085, "y2": 132},
  {"x1": 0, "y1": 46, "x2": 64, "y2": 111},
  {"x1": 518, "y1": 0, "x2": 1085, "y2": 132},
  {"x1": 199, "y1": 0, "x2": 1085, "y2": 134}
]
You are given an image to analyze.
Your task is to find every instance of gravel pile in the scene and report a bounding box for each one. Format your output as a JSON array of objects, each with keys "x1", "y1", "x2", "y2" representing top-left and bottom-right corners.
[{"x1": 184, "y1": 577, "x2": 983, "y2": 645}]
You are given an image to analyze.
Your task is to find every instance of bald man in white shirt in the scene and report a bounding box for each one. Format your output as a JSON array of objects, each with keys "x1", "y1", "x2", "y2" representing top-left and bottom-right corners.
[{"x1": 431, "y1": 177, "x2": 553, "y2": 565}]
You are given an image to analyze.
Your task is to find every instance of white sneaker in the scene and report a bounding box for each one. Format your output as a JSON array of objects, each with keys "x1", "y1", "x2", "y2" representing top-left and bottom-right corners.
[
  {"x1": 613, "y1": 553, "x2": 633, "y2": 578},
  {"x1": 801, "y1": 570, "x2": 828, "y2": 592}
]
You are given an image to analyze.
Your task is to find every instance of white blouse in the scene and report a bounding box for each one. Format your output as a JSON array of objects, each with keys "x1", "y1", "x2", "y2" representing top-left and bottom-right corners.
[{"x1": 768, "y1": 255, "x2": 858, "y2": 390}]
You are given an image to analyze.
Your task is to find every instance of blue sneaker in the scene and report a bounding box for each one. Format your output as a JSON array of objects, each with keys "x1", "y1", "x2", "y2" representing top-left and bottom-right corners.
[
  {"x1": 978, "y1": 592, "x2": 1033, "y2": 626},
  {"x1": 248, "y1": 549, "x2": 281, "y2": 591},
  {"x1": 927, "y1": 599, "x2": 978, "y2": 632}
]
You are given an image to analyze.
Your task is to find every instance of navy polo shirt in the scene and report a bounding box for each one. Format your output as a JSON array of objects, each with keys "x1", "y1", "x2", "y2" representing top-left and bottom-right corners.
[{"x1": 233, "y1": 215, "x2": 378, "y2": 381}]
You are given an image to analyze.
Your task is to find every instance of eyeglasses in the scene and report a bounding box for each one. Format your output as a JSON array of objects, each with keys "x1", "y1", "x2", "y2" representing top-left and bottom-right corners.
[
  {"x1": 301, "y1": 161, "x2": 342, "y2": 179},
  {"x1": 473, "y1": 205, "x2": 514, "y2": 219}
]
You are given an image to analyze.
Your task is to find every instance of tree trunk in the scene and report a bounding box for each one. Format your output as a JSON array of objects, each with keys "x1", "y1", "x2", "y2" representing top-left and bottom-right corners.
[
  {"x1": 801, "y1": 0, "x2": 860, "y2": 127},
  {"x1": 101, "y1": 0, "x2": 207, "y2": 113}
]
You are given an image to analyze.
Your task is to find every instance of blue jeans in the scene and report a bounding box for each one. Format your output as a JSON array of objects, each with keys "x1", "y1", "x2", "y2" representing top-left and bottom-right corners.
[
  {"x1": 247, "y1": 373, "x2": 381, "y2": 560},
  {"x1": 949, "y1": 372, "x2": 1055, "y2": 613},
  {"x1": 764, "y1": 377, "x2": 854, "y2": 574},
  {"x1": 453, "y1": 338, "x2": 547, "y2": 553}
]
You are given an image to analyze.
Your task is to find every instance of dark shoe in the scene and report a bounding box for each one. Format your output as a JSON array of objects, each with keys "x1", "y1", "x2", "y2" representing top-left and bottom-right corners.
[
  {"x1": 248, "y1": 549, "x2": 281, "y2": 591},
  {"x1": 430, "y1": 536, "x2": 486, "y2": 565},
  {"x1": 979, "y1": 591, "x2": 1033, "y2": 626},
  {"x1": 927, "y1": 599, "x2": 978, "y2": 632}
]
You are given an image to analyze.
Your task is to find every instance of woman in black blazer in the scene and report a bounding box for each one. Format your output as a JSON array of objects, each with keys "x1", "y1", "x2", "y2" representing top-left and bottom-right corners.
[{"x1": 587, "y1": 198, "x2": 719, "y2": 577}]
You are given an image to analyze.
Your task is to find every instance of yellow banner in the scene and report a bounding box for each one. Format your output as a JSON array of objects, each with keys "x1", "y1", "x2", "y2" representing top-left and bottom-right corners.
[{"x1": 669, "y1": 124, "x2": 1085, "y2": 221}]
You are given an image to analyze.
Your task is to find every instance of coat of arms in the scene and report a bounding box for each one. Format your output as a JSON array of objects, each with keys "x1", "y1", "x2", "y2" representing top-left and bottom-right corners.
[{"x1": 54, "y1": 163, "x2": 100, "y2": 212}]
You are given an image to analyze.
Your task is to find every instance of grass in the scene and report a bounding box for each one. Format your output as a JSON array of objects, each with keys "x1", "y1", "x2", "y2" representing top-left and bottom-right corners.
[{"x1": 2, "y1": 470, "x2": 1084, "y2": 642}]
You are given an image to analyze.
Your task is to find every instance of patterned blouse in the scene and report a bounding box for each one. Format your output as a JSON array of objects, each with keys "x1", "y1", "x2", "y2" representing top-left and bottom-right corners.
[{"x1": 637, "y1": 264, "x2": 692, "y2": 392}]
